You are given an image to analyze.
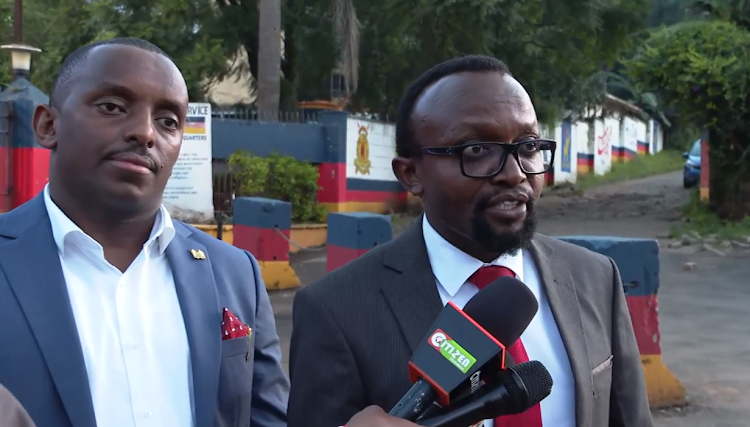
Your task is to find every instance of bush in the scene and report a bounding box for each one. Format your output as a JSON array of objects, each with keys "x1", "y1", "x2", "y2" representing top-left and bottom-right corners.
[
  {"x1": 228, "y1": 151, "x2": 326, "y2": 223},
  {"x1": 625, "y1": 20, "x2": 750, "y2": 220}
]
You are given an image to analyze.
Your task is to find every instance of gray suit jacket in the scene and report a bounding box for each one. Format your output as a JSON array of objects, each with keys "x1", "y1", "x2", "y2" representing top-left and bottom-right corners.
[
  {"x1": 288, "y1": 221, "x2": 652, "y2": 427},
  {"x1": 0, "y1": 194, "x2": 289, "y2": 427},
  {"x1": 0, "y1": 383, "x2": 37, "y2": 427}
]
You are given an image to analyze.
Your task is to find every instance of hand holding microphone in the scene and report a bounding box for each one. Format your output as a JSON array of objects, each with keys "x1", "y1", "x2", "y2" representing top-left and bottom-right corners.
[
  {"x1": 416, "y1": 360, "x2": 553, "y2": 427},
  {"x1": 389, "y1": 276, "x2": 540, "y2": 421}
]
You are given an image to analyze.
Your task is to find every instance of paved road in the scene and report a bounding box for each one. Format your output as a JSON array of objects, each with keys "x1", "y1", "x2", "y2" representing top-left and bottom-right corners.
[
  {"x1": 273, "y1": 171, "x2": 750, "y2": 426},
  {"x1": 653, "y1": 250, "x2": 750, "y2": 427}
]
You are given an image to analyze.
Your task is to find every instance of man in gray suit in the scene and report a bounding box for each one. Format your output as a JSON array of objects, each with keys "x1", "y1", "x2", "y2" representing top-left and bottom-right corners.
[
  {"x1": 288, "y1": 55, "x2": 653, "y2": 427},
  {"x1": 0, "y1": 38, "x2": 288, "y2": 427},
  {"x1": 0, "y1": 383, "x2": 37, "y2": 427}
]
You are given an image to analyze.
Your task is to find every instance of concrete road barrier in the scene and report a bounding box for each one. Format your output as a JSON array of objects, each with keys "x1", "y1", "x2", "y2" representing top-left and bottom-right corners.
[
  {"x1": 326, "y1": 212, "x2": 392, "y2": 272},
  {"x1": 233, "y1": 197, "x2": 300, "y2": 290},
  {"x1": 557, "y1": 236, "x2": 686, "y2": 409}
]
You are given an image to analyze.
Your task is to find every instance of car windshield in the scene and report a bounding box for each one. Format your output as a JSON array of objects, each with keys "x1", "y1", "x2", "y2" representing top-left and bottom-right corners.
[{"x1": 689, "y1": 140, "x2": 701, "y2": 157}]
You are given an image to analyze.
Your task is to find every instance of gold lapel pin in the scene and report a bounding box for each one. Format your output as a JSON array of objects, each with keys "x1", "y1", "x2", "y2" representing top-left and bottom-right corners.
[{"x1": 190, "y1": 249, "x2": 206, "y2": 260}]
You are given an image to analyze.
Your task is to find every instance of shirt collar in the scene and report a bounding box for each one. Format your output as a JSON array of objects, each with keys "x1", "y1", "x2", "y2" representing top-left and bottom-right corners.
[
  {"x1": 43, "y1": 184, "x2": 176, "y2": 257},
  {"x1": 422, "y1": 214, "x2": 525, "y2": 298}
]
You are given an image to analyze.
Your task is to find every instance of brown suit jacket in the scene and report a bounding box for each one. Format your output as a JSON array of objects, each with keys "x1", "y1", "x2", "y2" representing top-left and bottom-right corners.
[
  {"x1": 0, "y1": 383, "x2": 37, "y2": 427},
  {"x1": 287, "y1": 221, "x2": 652, "y2": 427}
]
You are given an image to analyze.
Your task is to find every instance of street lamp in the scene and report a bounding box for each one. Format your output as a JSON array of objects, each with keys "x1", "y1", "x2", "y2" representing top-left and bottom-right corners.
[{"x1": 1, "y1": 44, "x2": 42, "y2": 80}]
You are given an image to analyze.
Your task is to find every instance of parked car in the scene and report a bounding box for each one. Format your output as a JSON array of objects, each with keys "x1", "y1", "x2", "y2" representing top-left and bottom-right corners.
[{"x1": 683, "y1": 139, "x2": 701, "y2": 188}]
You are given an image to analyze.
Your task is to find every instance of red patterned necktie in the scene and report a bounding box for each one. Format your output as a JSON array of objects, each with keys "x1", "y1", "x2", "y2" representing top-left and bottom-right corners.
[{"x1": 469, "y1": 266, "x2": 543, "y2": 427}]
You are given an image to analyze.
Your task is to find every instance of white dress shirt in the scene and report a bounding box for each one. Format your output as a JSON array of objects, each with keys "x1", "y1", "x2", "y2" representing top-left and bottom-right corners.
[
  {"x1": 422, "y1": 215, "x2": 576, "y2": 427},
  {"x1": 44, "y1": 185, "x2": 194, "y2": 427}
]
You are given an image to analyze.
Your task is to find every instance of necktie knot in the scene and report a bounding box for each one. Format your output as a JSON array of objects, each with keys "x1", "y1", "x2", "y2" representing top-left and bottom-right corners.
[{"x1": 469, "y1": 265, "x2": 515, "y2": 290}]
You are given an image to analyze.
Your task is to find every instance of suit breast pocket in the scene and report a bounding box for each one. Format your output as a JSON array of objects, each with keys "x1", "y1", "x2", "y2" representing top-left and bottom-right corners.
[
  {"x1": 592, "y1": 355, "x2": 613, "y2": 399},
  {"x1": 218, "y1": 336, "x2": 255, "y2": 404}
]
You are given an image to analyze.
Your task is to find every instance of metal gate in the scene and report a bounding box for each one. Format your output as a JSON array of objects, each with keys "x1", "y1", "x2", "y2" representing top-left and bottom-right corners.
[{"x1": 0, "y1": 101, "x2": 11, "y2": 213}]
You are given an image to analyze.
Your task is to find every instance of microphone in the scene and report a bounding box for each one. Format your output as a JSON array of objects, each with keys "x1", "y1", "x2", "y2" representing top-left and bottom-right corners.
[
  {"x1": 388, "y1": 276, "x2": 538, "y2": 421},
  {"x1": 416, "y1": 276, "x2": 542, "y2": 420},
  {"x1": 416, "y1": 360, "x2": 553, "y2": 427}
]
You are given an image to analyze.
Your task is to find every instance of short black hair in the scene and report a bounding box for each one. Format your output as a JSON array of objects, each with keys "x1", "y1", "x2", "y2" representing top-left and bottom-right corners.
[
  {"x1": 49, "y1": 37, "x2": 171, "y2": 108},
  {"x1": 395, "y1": 55, "x2": 511, "y2": 157}
]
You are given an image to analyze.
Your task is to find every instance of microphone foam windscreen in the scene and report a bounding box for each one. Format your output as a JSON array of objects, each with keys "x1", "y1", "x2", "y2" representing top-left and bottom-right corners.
[
  {"x1": 462, "y1": 276, "x2": 539, "y2": 346},
  {"x1": 509, "y1": 360, "x2": 553, "y2": 405}
]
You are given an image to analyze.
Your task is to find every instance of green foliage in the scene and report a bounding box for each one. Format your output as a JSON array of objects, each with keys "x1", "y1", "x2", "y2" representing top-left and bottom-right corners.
[
  {"x1": 664, "y1": 121, "x2": 701, "y2": 151},
  {"x1": 1, "y1": 0, "x2": 653, "y2": 122},
  {"x1": 0, "y1": 0, "x2": 230, "y2": 100},
  {"x1": 335, "y1": 0, "x2": 653, "y2": 123},
  {"x1": 648, "y1": 0, "x2": 692, "y2": 27},
  {"x1": 215, "y1": 0, "x2": 652, "y2": 122},
  {"x1": 626, "y1": 21, "x2": 750, "y2": 135},
  {"x1": 228, "y1": 151, "x2": 326, "y2": 224},
  {"x1": 670, "y1": 189, "x2": 750, "y2": 239},
  {"x1": 265, "y1": 154, "x2": 327, "y2": 224},
  {"x1": 690, "y1": 0, "x2": 750, "y2": 29},
  {"x1": 229, "y1": 152, "x2": 269, "y2": 196},
  {"x1": 626, "y1": 20, "x2": 750, "y2": 220}
]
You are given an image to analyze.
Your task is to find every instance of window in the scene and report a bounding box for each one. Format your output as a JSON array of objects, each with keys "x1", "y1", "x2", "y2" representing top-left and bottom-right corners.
[{"x1": 689, "y1": 140, "x2": 701, "y2": 157}]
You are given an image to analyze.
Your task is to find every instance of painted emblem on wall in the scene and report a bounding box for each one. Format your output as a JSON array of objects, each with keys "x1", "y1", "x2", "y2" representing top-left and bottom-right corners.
[
  {"x1": 597, "y1": 126, "x2": 612, "y2": 156},
  {"x1": 354, "y1": 123, "x2": 372, "y2": 175},
  {"x1": 561, "y1": 121, "x2": 572, "y2": 173}
]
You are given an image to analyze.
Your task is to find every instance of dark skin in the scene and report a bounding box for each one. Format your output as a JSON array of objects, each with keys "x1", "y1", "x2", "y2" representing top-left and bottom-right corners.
[
  {"x1": 393, "y1": 71, "x2": 545, "y2": 263},
  {"x1": 33, "y1": 45, "x2": 188, "y2": 272}
]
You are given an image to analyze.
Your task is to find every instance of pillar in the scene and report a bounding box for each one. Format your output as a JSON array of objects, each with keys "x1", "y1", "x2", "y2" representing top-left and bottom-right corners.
[
  {"x1": 326, "y1": 212, "x2": 392, "y2": 272},
  {"x1": 700, "y1": 129, "x2": 710, "y2": 202},
  {"x1": 0, "y1": 101, "x2": 9, "y2": 212},
  {"x1": 556, "y1": 236, "x2": 686, "y2": 409},
  {"x1": 233, "y1": 197, "x2": 300, "y2": 290},
  {"x1": 0, "y1": 78, "x2": 50, "y2": 211},
  {"x1": 317, "y1": 111, "x2": 348, "y2": 213}
]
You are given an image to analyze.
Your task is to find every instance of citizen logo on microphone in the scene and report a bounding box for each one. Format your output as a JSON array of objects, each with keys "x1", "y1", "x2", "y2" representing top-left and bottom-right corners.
[{"x1": 428, "y1": 329, "x2": 477, "y2": 374}]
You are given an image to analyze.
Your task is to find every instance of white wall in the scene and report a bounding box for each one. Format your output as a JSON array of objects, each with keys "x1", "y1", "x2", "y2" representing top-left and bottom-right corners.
[
  {"x1": 575, "y1": 121, "x2": 591, "y2": 157},
  {"x1": 595, "y1": 118, "x2": 615, "y2": 175},
  {"x1": 622, "y1": 116, "x2": 639, "y2": 158},
  {"x1": 636, "y1": 120, "x2": 648, "y2": 152},
  {"x1": 552, "y1": 121, "x2": 577, "y2": 184},
  {"x1": 345, "y1": 117, "x2": 398, "y2": 182},
  {"x1": 650, "y1": 120, "x2": 664, "y2": 153}
]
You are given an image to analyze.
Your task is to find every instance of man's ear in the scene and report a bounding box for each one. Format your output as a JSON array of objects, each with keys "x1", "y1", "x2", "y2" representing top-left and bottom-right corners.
[
  {"x1": 392, "y1": 156, "x2": 424, "y2": 197},
  {"x1": 33, "y1": 104, "x2": 58, "y2": 150}
]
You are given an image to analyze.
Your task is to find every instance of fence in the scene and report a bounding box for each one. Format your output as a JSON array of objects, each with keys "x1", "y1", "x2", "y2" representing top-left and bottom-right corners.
[
  {"x1": 213, "y1": 172, "x2": 236, "y2": 219},
  {"x1": 212, "y1": 106, "x2": 320, "y2": 124}
]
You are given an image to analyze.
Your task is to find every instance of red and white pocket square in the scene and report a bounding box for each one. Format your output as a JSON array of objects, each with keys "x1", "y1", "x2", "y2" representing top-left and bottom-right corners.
[{"x1": 221, "y1": 307, "x2": 251, "y2": 340}]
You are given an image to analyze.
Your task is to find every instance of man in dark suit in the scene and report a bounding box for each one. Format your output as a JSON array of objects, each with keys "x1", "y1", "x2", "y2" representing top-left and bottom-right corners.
[
  {"x1": 287, "y1": 55, "x2": 653, "y2": 427},
  {"x1": 0, "y1": 38, "x2": 288, "y2": 427}
]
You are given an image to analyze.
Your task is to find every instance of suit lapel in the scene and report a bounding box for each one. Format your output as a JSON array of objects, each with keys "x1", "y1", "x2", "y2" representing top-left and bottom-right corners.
[
  {"x1": 0, "y1": 195, "x2": 97, "y2": 427},
  {"x1": 530, "y1": 236, "x2": 592, "y2": 427},
  {"x1": 166, "y1": 226, "x2": 220, "y2": 427},
  {"x1": 379, "y1": 220, "x2": 444, "y2": 352}
]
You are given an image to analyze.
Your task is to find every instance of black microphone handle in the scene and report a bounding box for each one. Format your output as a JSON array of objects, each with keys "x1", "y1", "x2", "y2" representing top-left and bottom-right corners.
[
  {"x1": 415, "y1": 377, "x2": 517, "y2": 427},
  {"x1": 388, "y1": 379, "x2": 438, "y2": 421}
]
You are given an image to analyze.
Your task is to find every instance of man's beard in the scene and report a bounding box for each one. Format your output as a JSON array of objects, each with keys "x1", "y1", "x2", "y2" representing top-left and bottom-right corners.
[{"x1": 471, "y1": 199, "x2": 537, "y2": 256}]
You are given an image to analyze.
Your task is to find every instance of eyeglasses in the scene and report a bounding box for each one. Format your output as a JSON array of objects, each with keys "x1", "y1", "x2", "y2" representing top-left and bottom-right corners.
[{"x1": 418, "y1": 139, "x2": 557, "y2": 178}]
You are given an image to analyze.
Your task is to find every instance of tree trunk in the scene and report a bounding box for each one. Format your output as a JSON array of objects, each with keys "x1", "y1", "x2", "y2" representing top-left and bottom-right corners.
[
  {"x1": 709, "y1": 131, "x2": 750, "y2": 221},
  {"x1": 279, "y1": 18, "x2": 298, "y2": 112},
  {"x1": 257, "y1": 0, "x2": 281, "y2": 120},
  {"x1": 710, "y1": 174, "x2": 750, "y2": 221}
]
